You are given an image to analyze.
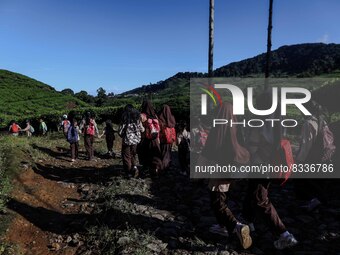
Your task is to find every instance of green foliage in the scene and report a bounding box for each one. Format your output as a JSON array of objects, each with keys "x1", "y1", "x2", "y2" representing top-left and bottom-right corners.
[
  {"x1": 312, "y1": 78, "x2": 340, "y2": 114},
  {"x1": 61, "y1": 88, "x2": 75, "y2": 96},
  {"x1": 0, "y1": 69, "x2": 89, "y2": 128},
  {"x1": 214, "y1": 43, "x2": 340, "y2": 77}
]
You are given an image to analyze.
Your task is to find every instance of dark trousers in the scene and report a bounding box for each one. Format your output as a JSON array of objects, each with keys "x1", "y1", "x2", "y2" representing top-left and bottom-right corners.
[
  {"x1": 84, "y1": 135, "x2": 94, "y2": 160},
  {"x1": 178, "y1": 147, "x2": 189, "y2": 173},
  {"x1": 210, "y1": 191, "x2": 238, "y2": 233},
  {"x1": 243, "y1": 180, "x2": 286, "y2": 235},
  {"x1": 106, "y1": 135, "x2": 114, "y2": 152},
  {"x1": 122, "y1": 143, "x2": 137, "y2": 172},
  {"x1": 160, "y1": 143, "x2": 172, "y2": 171},
  {"x1": 70, "y1": 142, "x2": 79, "y2": 160}
]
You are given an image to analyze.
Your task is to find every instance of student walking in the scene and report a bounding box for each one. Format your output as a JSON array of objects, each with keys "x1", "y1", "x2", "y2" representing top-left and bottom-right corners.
[
  {"x1": 177, "y1": 121, "x2": 190, "y2": 176},
  {"x1": 67, "y1": 119, "x2": 80, "y2": 162},
  {"x1": 9, "y1": 121, "x2": 21, "y2": 136},
  {"x1": 200, "y1": 102, "x2": 252, "y2": 249},
  {"x1": 61, "y1": 115, "x2": 71, "y2": 137},
  {"x1": 138, "y1": 100, "x2": 162, "y2": 175},
  {"x1": 80, "y1": 112, "x2": 99, "y2": 161},
  {"x1": 243, "y1": 92, "x2": 298, "y2": 250},
  {"x1": 295, "y1": 101, "x2": 335, "y2": 211},
  {"x1": 21, "y1": 120, "x2": 34, "y2": 137},
  {"x1": 158, "y1": 105, "x2": 176, "y2": 171},
  {"x1": 99, "y1": 120, "x2": 116, "y2": 157},
  {"x1": 119, "y1": 104, "x2": 144, "y2": 177},
  {"x1": 39, "y1": 118, "x2": 48, "y2": 136}
]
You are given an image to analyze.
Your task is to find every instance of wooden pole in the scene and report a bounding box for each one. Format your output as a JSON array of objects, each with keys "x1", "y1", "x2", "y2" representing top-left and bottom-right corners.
[
  {"x1": 208, "y1": 0, "x2": 214, "y2": 77},
  {"x1": 265, "y1": 0, "x2": 273, "y2": 82}
]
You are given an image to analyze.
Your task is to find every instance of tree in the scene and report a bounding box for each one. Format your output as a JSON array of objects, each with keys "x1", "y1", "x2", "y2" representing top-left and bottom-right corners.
[
  {"x1": 95, "y1": 87, "x2": 107, "y2": 107},
  {"x1": 61, "y1": 88, "x2": 75, "y2": 96},
  {"x1": 107, "y1": 92, "x2": 115, "y2": 98},
  {"x1": 75, "y1": 90, "x2": 95, "y2": 105}
]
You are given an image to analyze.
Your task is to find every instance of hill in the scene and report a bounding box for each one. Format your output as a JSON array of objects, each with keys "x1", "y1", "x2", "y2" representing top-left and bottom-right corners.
[
  {"x1": 121, "y1": 43, "x2": 340, "y2": 97},
  {"x1": 214, "y1": 43, "x2": 340, "y2": 77},
  {"x1": 111, "y1": 43, "x2": 340, "y2": 121},
  {"x1": 0, "y1": 69, "x2": 89, "y2": 126}
]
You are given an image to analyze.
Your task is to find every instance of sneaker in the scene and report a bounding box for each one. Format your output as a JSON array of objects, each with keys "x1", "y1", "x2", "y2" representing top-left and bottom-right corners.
[
  {"x1": 274, "y1": 232, "x2": 298, "y2": 250},
  {"x1": 180, "y1": 171, "x2": 187, "y2": 176},
  {"x1": 209, "y1": 224, "x2": 229, "y2": 237},
  {"x1": 301, "y1": 198, "x2": 321, "y2": 212},
  {"x1": 71, "y1": 159, "x2": 75, "y2": 162},
  {"x1": 133, "y1": 166, "x2": 139, "y2": 178},
  {"x1": 234, "y1": 224, "x2": 252, "y2": 249},
  {"x1": 248, "y1": 222, "x2": 256, "y2": 232}
]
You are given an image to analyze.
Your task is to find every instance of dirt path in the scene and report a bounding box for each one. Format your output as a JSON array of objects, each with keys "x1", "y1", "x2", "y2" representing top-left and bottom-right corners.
[
  {"x1": 3, "y1": 140, "x2": 340, "y2": 254},
  {"x1": 4, "y1": 143, "x2": 117, "y2": 255}
]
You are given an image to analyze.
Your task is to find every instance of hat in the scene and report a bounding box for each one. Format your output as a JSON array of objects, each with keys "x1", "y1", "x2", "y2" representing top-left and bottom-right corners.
[{"x1": 63, "y1": 114, "x2": 68, "y2": 119}]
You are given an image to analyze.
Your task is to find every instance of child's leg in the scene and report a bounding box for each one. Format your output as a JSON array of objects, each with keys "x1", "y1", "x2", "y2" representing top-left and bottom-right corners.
[{"x1": 210, "y1": 191, "x2": 238, "y2": 233}]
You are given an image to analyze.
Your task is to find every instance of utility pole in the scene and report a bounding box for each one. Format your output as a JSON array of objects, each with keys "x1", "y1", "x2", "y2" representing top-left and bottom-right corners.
[
  {"x1": 208, "y1": 0, "x2": 214, "y2": 77},
  {"x1": 265, "y1": 0, "x2": 273, "y2": 82}
]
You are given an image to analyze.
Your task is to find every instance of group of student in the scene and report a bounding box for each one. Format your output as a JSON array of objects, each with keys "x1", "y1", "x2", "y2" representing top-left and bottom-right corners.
[
  {"x1": 9, "y1": 96, "x2": 335, "y2": 251},
  {"x1": 8, "y1": 119, "x2": 47, "y2": 137},
  {"x1": 63, "y1": 101, "x2": 190, "y2": 177},
  {"x1": 201, "y1": 93, "x2": 336, "y2": 250}
]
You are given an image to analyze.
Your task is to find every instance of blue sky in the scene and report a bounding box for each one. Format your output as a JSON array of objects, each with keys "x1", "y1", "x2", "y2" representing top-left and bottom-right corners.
[{"x1": 0, "y1": 0, "x2": 340, "y2": 94}]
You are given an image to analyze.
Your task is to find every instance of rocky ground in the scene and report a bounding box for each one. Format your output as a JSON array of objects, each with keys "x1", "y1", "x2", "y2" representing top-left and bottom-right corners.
[{"x1": 2, "y1": 137, "x2": 340, "y2": 255}]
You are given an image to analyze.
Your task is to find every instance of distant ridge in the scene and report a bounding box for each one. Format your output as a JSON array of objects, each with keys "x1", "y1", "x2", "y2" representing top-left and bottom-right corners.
[{"x1": 122, "y1": 43, "x2": 340, "y2": 95}]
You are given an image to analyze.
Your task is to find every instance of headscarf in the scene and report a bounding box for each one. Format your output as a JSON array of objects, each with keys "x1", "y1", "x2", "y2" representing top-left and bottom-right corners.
[
  {"x1": 202, "y1": 102, "x2": 250, "y2": 164},
  {"x1": 158, "y1": 105, "x2": 176, "y2": 128},
  {"x1": 141, "y1": 100, "x2": 157, "y2": 119},
  {"x1": 122, "y1": 104, "x2": 140, "y2": 124}
]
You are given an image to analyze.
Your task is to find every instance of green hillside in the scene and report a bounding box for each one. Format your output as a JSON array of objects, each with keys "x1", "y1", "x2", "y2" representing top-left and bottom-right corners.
[
  {"x1": 214, "y1": 43, "x2": 340, "y2": 77},
  {"x1": 2, "y1": 43, "x2": 340, "y2": 128},
  {"x1": 113, "y1": 43, "x2": 340, "y2": 121},
  {"x1": 0, "y1": 69, "x2": 89, "y2": 126}
]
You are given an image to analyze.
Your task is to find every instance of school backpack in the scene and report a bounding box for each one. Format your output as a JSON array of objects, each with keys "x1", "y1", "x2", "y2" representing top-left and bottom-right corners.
[
  {"x1": 11, "y1": 124, "x2": 19, "y2": 133},
  {"x1": 124, "y1": 123, "x2": 142, "y2": 145},
  {"x1": 41, "y1": 122, "x2": 48, "y2": 133},
  {"x1": 63, "y1": 120, "x2": 70, "y2": 133},
  {"x1": 160, "y1": 127, "x2": 176, "y2": 144},
  {"x1": 86, "y1": 119, "x2": 95, "y2": 136},
  {"x1": 199, "y1": 130, "x2": 208, "y2": 146},
  {"x1": 308, "y1": 120, "x2": 336, "y2": 163},
  {"x1": 67, "y1": 126, "x2": 78, "y2": 144},
  {"x1": 29, "y1": 125, "x2": 35, "y2": 134},
  {"x1": 275, "y1": 138, "x2": 295, "y2": 185},
  {"x1": 145, "y1": 118, "x2": 160, "y2": 140}
]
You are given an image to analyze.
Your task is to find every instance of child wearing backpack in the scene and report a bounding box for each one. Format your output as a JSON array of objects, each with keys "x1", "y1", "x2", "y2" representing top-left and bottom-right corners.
[
  {"x1": 295, "y1": 101, "x2": 335, "y2": 211},
  {"x1": 61, "y1": 115, "x2": 71, "y2": 137},
  {"x1": 119, "y1": 105, "x2": 144, "y2": 178},
  {"x1": 21, "y1": 120, "x2": 34, "y2": 137},
  {"x1": 200, "y1": 102, "x2": 252, "y2": 249},
  {"x1": 9, "y1": 120, "x2": 21, "y2": 136},
  {"x1": 138, "y1": 100, "x2": 162, "y2": 176},
  {"x1": 177, "y1": 121, "x2": 190, "y2": 176},
  {"x1": 99, "y1": 120, "x2": 117, "y2": 157},
  {"x1": 158, "y1": 105, "x2": 176, "y2": 172},
  {"x1": 39, "y1": 118, "x2": 48, "y2": 136},
  {"x1": 67, "y1": 119, "x2": 80, "y2": 162},
  {"x1": 243, "y1": 92, "x2": 298, "y2": 250},
  {"x1": 80, "y1": 112, "x2": 99, "y2": 161}
]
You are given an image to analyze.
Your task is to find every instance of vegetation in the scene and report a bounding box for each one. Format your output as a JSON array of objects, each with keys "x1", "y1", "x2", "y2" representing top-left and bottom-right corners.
[
  {"x1": 0, "y1": 70, "x2": 89, "y2": 127},
  {"x1": 2, "y1": 43, "x2": 340, "y2": 130},
  {"x1": 214, "y1": 43, "x2": 340, "y2": 77},
  {"x1": 0, "y1": 136, "x2": 31, "y2": 255}
]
